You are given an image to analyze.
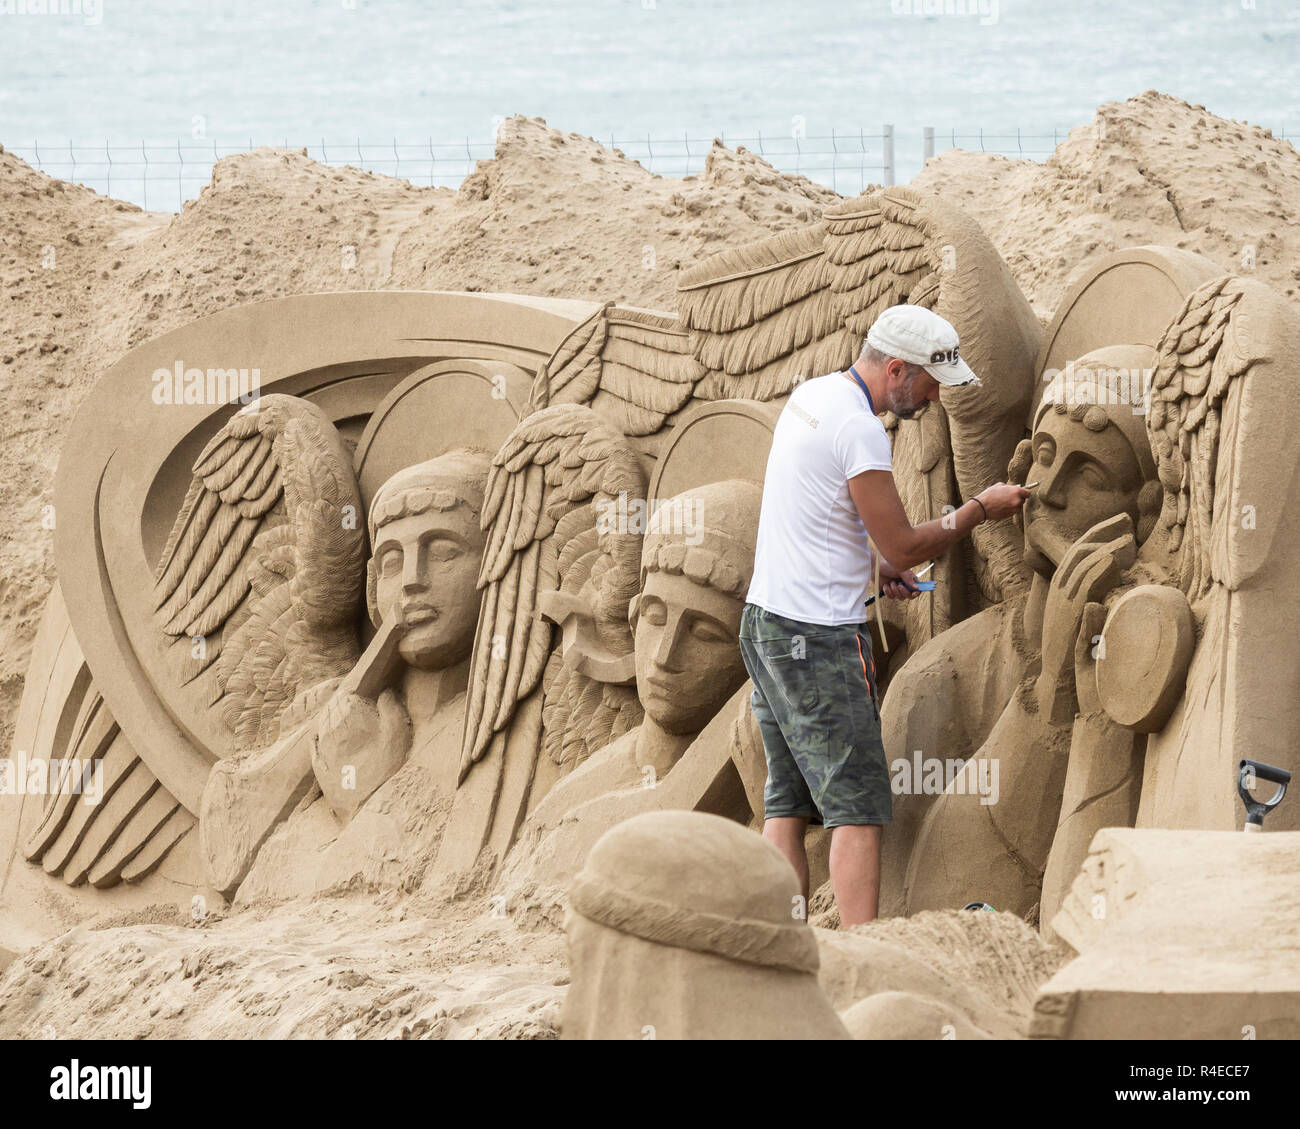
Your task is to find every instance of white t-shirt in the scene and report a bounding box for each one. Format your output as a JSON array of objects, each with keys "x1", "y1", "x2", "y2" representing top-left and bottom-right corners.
[{"x1": 746, "y1": 371, "x2": 893, "y2": 626}]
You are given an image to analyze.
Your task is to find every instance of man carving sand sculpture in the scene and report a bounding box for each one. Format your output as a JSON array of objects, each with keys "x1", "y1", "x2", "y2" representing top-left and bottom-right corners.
[
  {"x1": 741, "y1": 305, "x2": 1029, "y2": 926},
  {"x1": 882, "y1": 350, "x2": 1164, "y2": 919}
]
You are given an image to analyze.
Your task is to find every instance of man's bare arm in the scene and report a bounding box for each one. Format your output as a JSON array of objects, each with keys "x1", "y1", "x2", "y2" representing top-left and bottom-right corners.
[{"x1": 848, "y1": 470, "x2": 1028, "y2": 572}]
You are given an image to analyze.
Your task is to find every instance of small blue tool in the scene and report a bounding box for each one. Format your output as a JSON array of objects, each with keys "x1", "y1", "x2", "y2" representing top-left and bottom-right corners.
[{"x1": 864, "y1": 563, "x2": 935, "y2": 607}]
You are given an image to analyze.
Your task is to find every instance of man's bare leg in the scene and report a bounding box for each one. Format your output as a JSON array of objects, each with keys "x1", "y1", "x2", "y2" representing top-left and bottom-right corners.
[
  {"x1": 763, "y1": 816, "x2": 810, "y2": 902},
  {"x1": 830, "y1": 824, "x2": 882, "y2": 926}
]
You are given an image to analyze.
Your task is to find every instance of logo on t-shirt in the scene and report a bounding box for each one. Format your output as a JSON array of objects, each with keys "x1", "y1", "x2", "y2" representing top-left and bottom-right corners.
[{"x1": 787, "y1": 401, "x2": 820, "y2": 429}]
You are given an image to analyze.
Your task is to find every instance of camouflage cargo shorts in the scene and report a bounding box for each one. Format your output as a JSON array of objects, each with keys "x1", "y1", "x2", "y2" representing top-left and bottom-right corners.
[{"x1": 738, "y1": 602, "x2": 892, "y2": 828}]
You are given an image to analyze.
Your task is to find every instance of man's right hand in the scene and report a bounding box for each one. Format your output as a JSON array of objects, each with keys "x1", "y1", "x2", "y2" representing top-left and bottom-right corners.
[{"x1": 976, "y1": 481, "x2": 1031, "y2": 521}]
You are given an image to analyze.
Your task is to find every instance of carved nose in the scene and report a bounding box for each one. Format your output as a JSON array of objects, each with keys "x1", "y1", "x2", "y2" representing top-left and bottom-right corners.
[
  {"x1": 1036, "y1": 464, "x2": 1066, "y2": 507},
  {"x1": 653, "y1": 616, "x2": 687, "y2": 672},
  {"x1": 402, "y1": 548, "x2": 428, "y2": 592}
]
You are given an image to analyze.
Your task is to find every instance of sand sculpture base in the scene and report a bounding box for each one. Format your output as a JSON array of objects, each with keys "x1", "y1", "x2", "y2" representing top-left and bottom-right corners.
[{"x1": 1032, "y1": 828, "x2": 1300, "y2": 1039}]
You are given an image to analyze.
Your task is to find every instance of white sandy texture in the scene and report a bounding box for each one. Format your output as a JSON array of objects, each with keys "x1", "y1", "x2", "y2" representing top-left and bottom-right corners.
[{"x1": 0, "y1": 890, "x2": 567, "y2": 1040}]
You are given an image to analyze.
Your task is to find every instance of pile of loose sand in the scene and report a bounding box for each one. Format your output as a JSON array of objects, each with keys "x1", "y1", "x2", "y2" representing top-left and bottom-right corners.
[
  {"x1": 819, "y1": 909, "x2": 1069, "y2": 1039},
  {"x1": 0, "y1": 890, "x2": 568, "y2": 1040},
  {"x1": 914, "y1": 90, "x2": 1300, "y2": 320}
]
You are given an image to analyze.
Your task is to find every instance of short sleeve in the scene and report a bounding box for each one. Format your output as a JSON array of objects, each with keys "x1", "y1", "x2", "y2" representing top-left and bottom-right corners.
[{"x1": 833, "y1": 412, "x2": 893, "y2": 479}]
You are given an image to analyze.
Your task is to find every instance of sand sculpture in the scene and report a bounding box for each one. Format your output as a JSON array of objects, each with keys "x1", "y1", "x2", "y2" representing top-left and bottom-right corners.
[
  {"x1": 3, "y1": 178, "x2": 1298, "y2": 1041},
  {"x1": 560, "y1": 810, "x2": 848, "y2": 1039},
  {"x1": 2, "y1": 291, "x2": 578, "y2": 938},
  {"x1": 201, "y1": 446, "x2": 493, "y2": 900},
  {"x1": 4, "y1": 186, "x2": 1046, "y2": 936},
  {"x1": 494, "y1": 474, "x2": 766, "y2": 907},
  {"x1": 884, "y1": 249, "x2": 1300, "y2": 923},
  {"x1": 1034, "y1": 828, "x2": 1300, "y2": 1039}
]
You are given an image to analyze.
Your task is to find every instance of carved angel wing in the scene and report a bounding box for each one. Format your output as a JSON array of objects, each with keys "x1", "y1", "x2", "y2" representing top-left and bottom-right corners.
[
  {"x1": 16, "y1": 585, "x2": 194, "y2": 890},
  {"x1": 152, "y1": 394, "x2": 367, "y2": 751},
  {"x1": 538, "y1": 506, "x2": 645, "y2": 770},
  {"x1": 461, "y1": 403, "x2": 646, "y2": 782},
  {"x1": 1147, "y1": 275, "x2": 1275, "y2": 600},
  {"x1": 678, "y1": 223, "x2": 856, "y2": 400},
  {"x1": 529, "y1": 303, "x2": 703, "y2": 436}
]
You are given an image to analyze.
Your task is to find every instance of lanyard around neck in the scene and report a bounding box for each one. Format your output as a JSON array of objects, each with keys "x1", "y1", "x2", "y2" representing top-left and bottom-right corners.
[{"x1": 848, "y1": 366, "x2": 876, "y2": 415}]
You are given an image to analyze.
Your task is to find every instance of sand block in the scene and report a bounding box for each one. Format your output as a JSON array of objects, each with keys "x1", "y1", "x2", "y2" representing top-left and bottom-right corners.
[{"x1": 1032, "y1": 828, "x2": 1300, "y2": 1039}]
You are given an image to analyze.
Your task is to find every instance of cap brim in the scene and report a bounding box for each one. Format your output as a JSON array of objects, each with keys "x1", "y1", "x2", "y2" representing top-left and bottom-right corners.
[{"x1": 924, "y1": 355, "x2": 980, "y2": 387}]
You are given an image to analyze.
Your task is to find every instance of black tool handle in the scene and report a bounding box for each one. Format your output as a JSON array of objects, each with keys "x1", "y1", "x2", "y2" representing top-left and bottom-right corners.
[{"x1": 1241, "y1": 759, "x2": 1292, "y2": 786}]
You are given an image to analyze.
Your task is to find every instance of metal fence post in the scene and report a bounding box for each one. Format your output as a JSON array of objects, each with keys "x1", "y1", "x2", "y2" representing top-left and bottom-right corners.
[
  {"x1": 882, "y1": 123, "x2": 894, "y2": 186},
  {"x1": 923, "y1": 125, "x2": 934, "y2": 163}
]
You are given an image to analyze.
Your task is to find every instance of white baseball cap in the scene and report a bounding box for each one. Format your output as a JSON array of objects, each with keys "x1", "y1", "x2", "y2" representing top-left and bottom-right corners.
[{"x1": 866, "y1": 304, "x2": 980, "y2": 387}]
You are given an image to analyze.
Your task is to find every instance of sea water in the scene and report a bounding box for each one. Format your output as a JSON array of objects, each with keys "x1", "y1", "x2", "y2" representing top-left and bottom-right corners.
[{"x1": 0, "y1": 0, "x2": 1295, "y2": 208}]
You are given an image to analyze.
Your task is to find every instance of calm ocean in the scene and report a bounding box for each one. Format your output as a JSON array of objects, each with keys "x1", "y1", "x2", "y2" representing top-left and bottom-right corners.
[{"x1": 1, "y1": 0, "x2": 1296, "y2": 207}]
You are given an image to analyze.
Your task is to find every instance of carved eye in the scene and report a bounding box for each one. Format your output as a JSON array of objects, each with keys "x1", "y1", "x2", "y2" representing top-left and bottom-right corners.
[
  {"x1": 640, "y1": 602, "x2": 667, "y2": 627},
  {"x1": 427, "y1": 540, "x2": 463, "y2": 564},
  {"x1": 1035, "y1": 440, "x2": 1055, "y2": 466},
  {"x1": 690, "y1": 619, "x2": 729, "y2": 644},
  {"x1": 379, "y1": 549, "x2": 402, "y2": 576},
  {"x1": 1079, "y1": 462, "x2": 1108, "y2": 490}
]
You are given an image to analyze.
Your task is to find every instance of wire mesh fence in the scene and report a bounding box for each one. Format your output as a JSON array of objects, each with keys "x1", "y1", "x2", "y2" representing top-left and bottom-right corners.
[
  {"x1": 7, "y1": 130, "x2": 894, "y2": 211},
  {"x1": 9, "y1": 125, "x2": 1295, "y2": 213}
]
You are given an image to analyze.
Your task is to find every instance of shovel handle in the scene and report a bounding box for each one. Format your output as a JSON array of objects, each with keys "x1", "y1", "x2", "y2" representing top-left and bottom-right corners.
[
  {"x1": 1241, "y1": 759, "x2": 1291, "y2": 787},
  {"x1": 1238, "y1": 759, "x2": 1290, "y2": 830}
]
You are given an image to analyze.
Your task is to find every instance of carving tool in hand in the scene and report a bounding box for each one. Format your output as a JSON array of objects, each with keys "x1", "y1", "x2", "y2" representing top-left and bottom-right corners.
[{"x1": 864, "y1": 562, "x2": 934, "y2": 607}]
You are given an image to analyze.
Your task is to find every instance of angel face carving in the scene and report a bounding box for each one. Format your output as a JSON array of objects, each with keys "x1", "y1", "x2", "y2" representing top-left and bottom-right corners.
[
  {"x1": 632, "y1": 479, "x2": 763, "y2": 738},
  {"x1": 366, "y1": 450, "x2": 491, "y2": 673},
  {"x1": 634, "y1": 570, "x2": 748, "y2": 735},
  {"x1": 372, "y1": 505, "x2": 485, "y2": 671}
]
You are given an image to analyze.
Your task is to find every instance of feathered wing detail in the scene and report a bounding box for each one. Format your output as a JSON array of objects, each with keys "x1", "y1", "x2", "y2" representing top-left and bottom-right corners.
[
  {"x1": 530, "y1": 304, "x2": 703, "y2": 437},
  {"x1": 888, "y1": 400, "x2": 964, "y2": 644},
  {"x1": 17, "y1": 585, "x2": 194, "y2": 890},
  {"x1": 530, "y1": 304, "x2": 610, "y2": 410},
  {"x1": 678, "y1": 223, "x2": 857, "y2": 401},
  {"x1": 461, "y1": 403, "x2": 646, "y2": 782},
  {"x1": 152, "y1": 394, "x2": 367, "y2": 751},
  {"x1": 822, "y1": 195, "x2": 937, "y2": 339},
  {"x1": 674, "y1": 188, "x2": 1042, "y2": 642},
  {"x1": 1147, "y1": 276, "x2": 1258, "y2": 600}
]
